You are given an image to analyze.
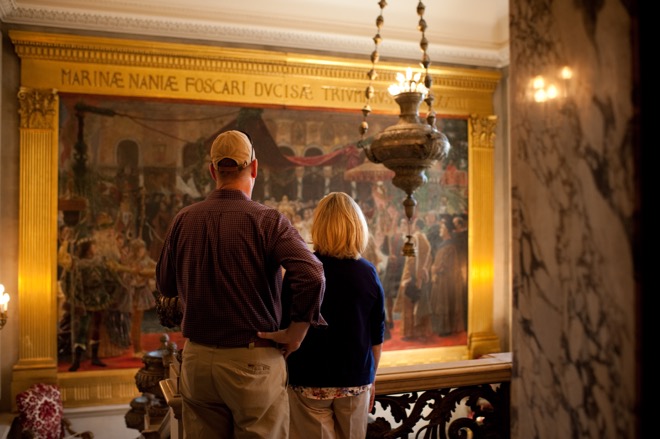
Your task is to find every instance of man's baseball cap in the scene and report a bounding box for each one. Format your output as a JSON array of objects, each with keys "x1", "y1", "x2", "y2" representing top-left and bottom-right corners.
[{"x1": 210, "y1": 130, "x2": 254, "y2": 171}]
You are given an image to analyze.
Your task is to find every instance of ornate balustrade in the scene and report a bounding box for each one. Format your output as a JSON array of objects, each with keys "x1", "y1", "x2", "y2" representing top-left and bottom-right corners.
[
  {"x1": 367, "y1": 352, "x2": 511, "y2": 438},
  {"x1": 160, "y1": 352, "x2": 511, "y2": 439}
]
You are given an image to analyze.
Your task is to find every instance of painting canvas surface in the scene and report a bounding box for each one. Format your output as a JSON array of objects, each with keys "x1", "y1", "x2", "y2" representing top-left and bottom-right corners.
[{"x1": 55, "y1": 94, "x2": 469, "y2": 371}]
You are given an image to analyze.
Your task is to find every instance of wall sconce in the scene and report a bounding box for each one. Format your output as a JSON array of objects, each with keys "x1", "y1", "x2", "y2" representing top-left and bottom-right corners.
[
  {"x1": 0, "y1": 284, "x2": 9, "y2": 330},
  {"x1": 358, "y1": 1, "x2": 450, "y2": 256},
  {"x1": 529, "y1": 66, "x2": 573, "y2": 102}
]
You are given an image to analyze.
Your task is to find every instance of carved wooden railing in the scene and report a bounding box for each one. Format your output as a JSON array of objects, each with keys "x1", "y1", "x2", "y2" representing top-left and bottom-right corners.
[
  {"x1": 367, "y1": 353, "x2": 511, "y2": 438},
  {"x1": 160, "y1": 352, "x2": 511, "y2": 439}
]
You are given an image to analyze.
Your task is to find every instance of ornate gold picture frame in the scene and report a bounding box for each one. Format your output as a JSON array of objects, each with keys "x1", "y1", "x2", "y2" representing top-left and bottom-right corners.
[{"x1": 10, "y1": 30, "x2": 500, "y2": 407}]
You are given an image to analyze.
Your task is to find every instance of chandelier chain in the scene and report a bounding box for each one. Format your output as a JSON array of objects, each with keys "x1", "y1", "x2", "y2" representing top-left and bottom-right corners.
[
  {"x1": 417, "y1": 0, "x2": 436, "y2": 127},
  {"x1": 359, "y1": 0, "x2": 387, "y2": 145}
]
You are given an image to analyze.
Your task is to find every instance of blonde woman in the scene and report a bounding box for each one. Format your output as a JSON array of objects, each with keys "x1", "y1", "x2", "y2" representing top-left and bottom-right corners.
[{"x1": 282, "y1": 192, "x2": 386, "y2": 439}]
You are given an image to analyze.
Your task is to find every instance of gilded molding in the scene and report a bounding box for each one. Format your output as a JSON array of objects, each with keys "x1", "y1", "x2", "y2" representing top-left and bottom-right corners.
[
  {"x1": 10, "y1": 31, "x2": 500, "y2": 94},
  {"x1": 17, "y1": 87, "x2": 58, "y2": 130},
  {"x1": 57, "y1": 369, "x2": 142, "y2": 408}
]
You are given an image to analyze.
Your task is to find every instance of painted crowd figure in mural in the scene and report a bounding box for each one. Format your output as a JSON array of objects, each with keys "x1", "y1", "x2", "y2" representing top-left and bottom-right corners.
[
  {"x1": 126, "y1": 238, "x2": 157, "y2": 357},
  {"x1": 58, "y1": 235, "x2": 119, "y2": 371},
  {"x1": 396, "y1": 218, "x2": 433, "y2": 342},
  {"x1": 56, "y1": 96, "x2": 470, "y2": 369},
  {"x1": 381, "y1": 216, "x2": 408, "y2": 330},
  {"x1": 429, "y1": 218, "x2": 467, "y2": 336}
]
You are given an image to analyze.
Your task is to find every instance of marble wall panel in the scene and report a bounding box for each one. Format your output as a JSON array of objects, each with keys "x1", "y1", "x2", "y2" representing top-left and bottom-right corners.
[{"x1": 509, "y1": 0, "x2": 637, "y2": 438}]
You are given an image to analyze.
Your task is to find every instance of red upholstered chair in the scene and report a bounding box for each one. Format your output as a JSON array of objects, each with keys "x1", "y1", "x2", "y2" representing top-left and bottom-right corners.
[{"x1": 8, "y1": 383, "x2": 94, "y2": 439}]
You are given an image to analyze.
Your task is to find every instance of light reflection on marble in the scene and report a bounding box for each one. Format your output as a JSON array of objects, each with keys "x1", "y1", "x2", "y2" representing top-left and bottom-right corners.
[{"x1": 509, "y1": 0, "x2": 636, "y2": 438}]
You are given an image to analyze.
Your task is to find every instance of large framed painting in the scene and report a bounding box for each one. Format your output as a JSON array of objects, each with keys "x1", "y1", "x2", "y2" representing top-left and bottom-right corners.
[{"x1": 10, "y1": 30, "x2": 500, "y2": 407}]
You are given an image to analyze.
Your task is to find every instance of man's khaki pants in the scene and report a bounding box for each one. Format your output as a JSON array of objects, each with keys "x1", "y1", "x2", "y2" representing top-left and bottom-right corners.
[{"x1": 180, "y1": 340, "x2": 289, "y2": 439}]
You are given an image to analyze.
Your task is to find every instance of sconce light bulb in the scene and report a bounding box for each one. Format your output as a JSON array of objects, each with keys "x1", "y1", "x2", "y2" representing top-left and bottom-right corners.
[
  {"x1": 534, "y1": 89, "x2": 547, "y2": 103},
  {"x1": 0, "y1": 284, "x2": 9, "y2": 314},
  {"x1": 532, "y1": 76, "x2": 545, "y2": 89},
  {"x1": 546, "y1": 85, "x2": 559, "y2": 99},
  {"x1": 560, "y1": 66, "x2": 573, "y2": 80}
]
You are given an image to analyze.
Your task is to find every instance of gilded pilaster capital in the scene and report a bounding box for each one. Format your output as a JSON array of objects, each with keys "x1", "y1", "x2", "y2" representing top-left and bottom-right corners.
[
  {"x1": 18, "y1": 87, "x2": 58, "y2": 130},
  {"x1": 469, "y1": 114, "x2": 498, "y2": 150}
]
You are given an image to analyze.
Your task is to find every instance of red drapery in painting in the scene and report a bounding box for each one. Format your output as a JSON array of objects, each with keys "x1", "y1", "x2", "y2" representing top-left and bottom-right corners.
[
  {"x1": 208, "y1": 108, "x2": 365, "y2": 171},
  {"x1": 284, "y1": 145, "x2": 362, "y2": 169}
]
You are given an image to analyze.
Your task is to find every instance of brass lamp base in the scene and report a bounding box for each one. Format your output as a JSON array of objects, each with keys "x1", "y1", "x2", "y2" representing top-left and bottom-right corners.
[
  {"x1": 0, "y1": 311, "x2": 7, "y2": 330},
  {"x1": 362, "y1": 91, "x2": 450, "y2": 256}
]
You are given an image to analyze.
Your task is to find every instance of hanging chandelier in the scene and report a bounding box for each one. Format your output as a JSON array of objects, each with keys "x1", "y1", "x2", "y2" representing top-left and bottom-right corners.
[{"x1": 359, "y1": 0, "x2": 450, "y2": 257}]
